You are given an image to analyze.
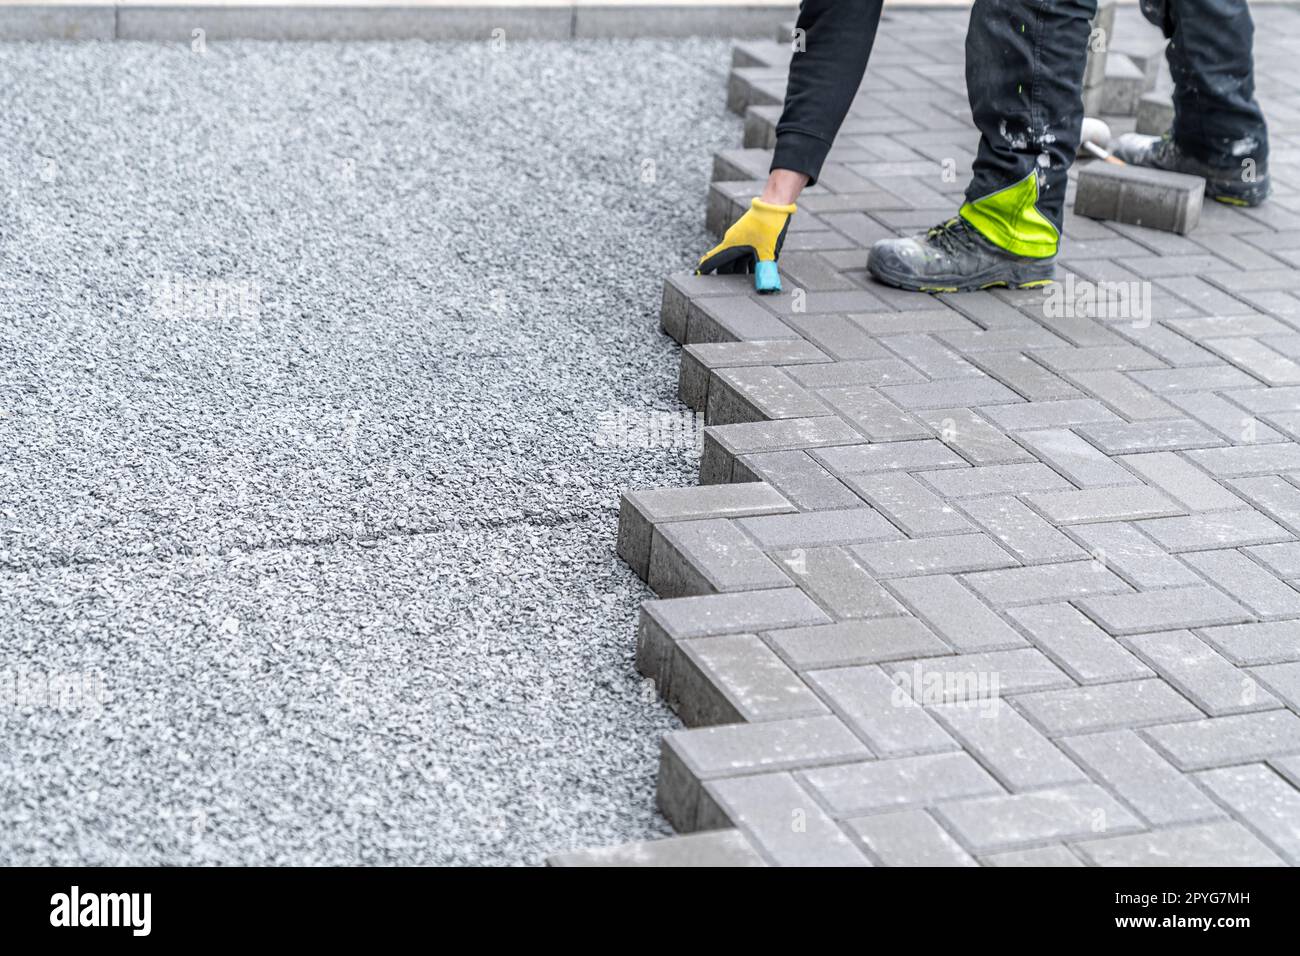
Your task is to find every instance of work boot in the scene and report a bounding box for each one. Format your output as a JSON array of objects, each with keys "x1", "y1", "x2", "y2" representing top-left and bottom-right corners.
[
  {"x1": 1112, "y1": 133, "x2": 1270, "y2": 206},
  {"x1": 867, "y1": 216, "x2": 1056, "y2": 293}
]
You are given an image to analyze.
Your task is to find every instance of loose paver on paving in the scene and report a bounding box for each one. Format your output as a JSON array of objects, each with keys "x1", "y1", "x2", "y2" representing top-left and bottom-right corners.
[{"x1": 557, "y1": 5, "x2": 1300, "y2": 866}]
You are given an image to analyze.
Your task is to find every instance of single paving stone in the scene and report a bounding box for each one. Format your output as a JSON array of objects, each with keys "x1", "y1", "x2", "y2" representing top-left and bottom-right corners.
[
  {"x1": 661, "y1": 272, "x2": 754, "y2": 343},
  {"x1": 1073, "y1": 821, "x2": 1286, "y2": 867},
  {"x1": 1073, "y1": 162, "x2": 1205, "y2": 235},
  {"x1": 1136, "y1": 510, "x2": 1293, "y2": 552},
  {"x1": 800, "y1": 752, "x2": 1003, "y2": 816},
  {"x1": 1075, "y1": 418, "x2": 1226, "y2": 454},
  {"x1": 959, "y1": 496, "x2": 1084, "y2": 564},
  {"x1": 737, "y1": 507, "x2": 901, "y2": 550},
  {"x1": 1031, "y1": 345, "x2": 1165, "y2": 374},
  {"x1": 887, "y1": 575, "x2": 1027, "y2": 652},
  {"x1": 981, "y1": 845, "x2": 1085, "y2": 867},
  {"x1": 852, "y1": 532, "x2": 1019, "y2": 578},
  {"x1": 1244, "y1": 542, "x2": 1300, "y2": 578},
  {"x1": 672, "y1": 633, "x2": 827, "y2": 726},
  {"x1": 1135, "y1": 89, "x2": 1175, "y2": 135},
  {"x1": 1143, "y1": 710, "x2": 1300, "y2": 771},
  {"x1": 1116, "y1": 452, "x2": 1244, "y2": 512},
  {"x1": 1060, "y1": 730, "x2": 1225, "y2": 827},
  {"x1": 845, "y1": 810, "x2": 979, "y2": 867},
  {"x1": 1064, "y1": 370, "x2": 1178, "y2": 422},
  {"x1": 1227, "y1": 474, "x2": 1300, "y2": 536},
  {"x1": 931, "y1": 701, "x2": 1089, "y2": 791},
  {"x1": 962, "y1": 561, "x2": 1131, "y2": 607},
  {"x1": 1132, "y1": 365, "x2": 1259, "y2": 395},
  {"x1": 1076, "y1": 586, "x2": 1252, "y2": 635},
  {"x1": 1251, "y1": 661, "x2": 1300, "y2": 711},
  {"x1": 618, "y1": 482, "x2": 795, "y2": 580},
  {"x1": 935, "y1": 784, "x2": 1144, "y2": 854},
  {"x1": 1025, "y1": 486, "x2": 1184, "y2": 525},
  {"x1": 700, "y1": 416, "x2": 862, "y2": 484},
  {"x1": 879, "y1": 377, "x2": 1023, "y2": 410},
  {"x1": 765, "y1": 617, "x2": 951, "y2": 670},
  {"x1": 648, "y1": 518, "x2": 793, "y2": 598},
  {"x1": 546, "y1": 829, "x2": 767, "y2": 867},
  {"x1": 978, "y1": 398, "x2": 1120, "y2": 431},
  {"x1": 707, "y1": 365, "x2": 830, "y2": 425},
  {"x1": 815, "y1": 385, "x2": 931, "y2": 441},
  {"x1": 702, "y1": 772, "x2": 872, "y2": 866},
  {"x1": 842, "y1": 471, "x2": 975, "y2": 537},
  {"x1": 687, "y1": 294, "x2": 800, "y2": 345},
  {"x1": 1199, "y1": 621, "x2": 1300, "y2": 666},
  {"x1": 1196, "y1": 764, "x2": 1300, "y2": 863},
  {"x1": 786, "y1": 357, "x2": 923, "y2": 390},
  {"x1": 784, "y1": 313, "x2": 894, "y2": 361},
  {"x1": 1186, "y1": 443, "x2": 1300, "y2": 478},
  {"x1": 734, "y1": 450, "x2": 865, "y2": 511},
  {"x1": 658, "y1": 715, "x2": 869, "y2": 831},
  {"x1": 679, "y1": 339, "x2": 830, "y2": 410},
  {"x1": 814, "y1": 439, "x2": 967, "y2": 476},
  {"x1": 882, "y1": 648, "x2": 1071, "y2": 702},
  {"x1": 1122, "y1": 629, "x2": 1279, "y2": 716},
  {"x1": 1204, "y1": 336, "x2": 1300, "y2": 387},
  {"x1": 806, "y1": 665, "x2": 959, "y2": 757},
  {"x1": 1182, "y1": 549, "x2": 1300, "y2": 619},
  {"x1": 969, "y1": 351, "x2": 1082, "y2": 402},
  {"x1": 636, "y1": 588, "x2": 830, "y2": 691},
  {"x1": 916, "y1": 463, "x2": 1072, "y2": 499},
  {"x1": 1014, "y1": 677, "x2": 1203, "y2": 736},
  {"x1": 1167, "y1": 391, "x2": 1284, "y2": 445},
  {"x1": 919, "y1": 407, "x2": 1036, "y2": 465},
  {"x1": 769, "y1": 546, "x2": 905, "y2": 619},
  {"x1": 1067, "y1": 521, "x2": 1203, "y2": 589},
  {"x1": 1013, "y1": 428, "x2": 1139, "y2": 487},
  {"x1": 1007, "y1": 603, "x2": 1154, "y2": 684}
]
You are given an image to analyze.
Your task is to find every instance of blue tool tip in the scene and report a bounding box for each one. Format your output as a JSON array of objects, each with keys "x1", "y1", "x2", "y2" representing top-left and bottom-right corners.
[{"x1": 754, "y1": 260, "x2": 781, "y2": 294}]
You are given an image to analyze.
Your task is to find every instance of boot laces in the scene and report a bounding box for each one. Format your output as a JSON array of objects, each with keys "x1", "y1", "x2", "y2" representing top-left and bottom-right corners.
[{"x1": 924, "y1": 217, "x2": 973, "y2": 255}]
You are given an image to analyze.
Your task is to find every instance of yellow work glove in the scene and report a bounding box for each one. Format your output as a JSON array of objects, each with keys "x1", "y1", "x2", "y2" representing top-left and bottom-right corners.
[{"x1": 696, "y1": 197, "x2": 796, "y2": 294}]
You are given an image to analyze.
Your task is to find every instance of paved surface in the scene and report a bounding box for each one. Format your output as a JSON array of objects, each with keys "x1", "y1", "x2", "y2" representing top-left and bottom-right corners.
[
  {"x1": 556, "y1": 5, "x2": 1300, "y2": 866},
  {"x1": 0, "y1": 38, "x2": 742, "y2": 865}
]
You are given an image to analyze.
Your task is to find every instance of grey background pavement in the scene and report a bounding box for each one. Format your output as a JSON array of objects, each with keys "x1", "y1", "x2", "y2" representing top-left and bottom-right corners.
[{"x1": 0, "y1": 38, "x2": 738, "y2": 865}]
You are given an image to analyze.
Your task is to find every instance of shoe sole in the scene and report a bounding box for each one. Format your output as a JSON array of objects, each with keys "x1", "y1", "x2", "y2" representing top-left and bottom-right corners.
[{"x1": 867, "y1": 256, "x2": 1056, "y2": 294}]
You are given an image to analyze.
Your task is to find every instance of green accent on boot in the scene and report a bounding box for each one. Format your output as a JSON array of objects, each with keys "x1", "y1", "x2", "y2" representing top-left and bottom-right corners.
[{"x1": 959, "y1": 171, "x2": 1060, "y2": 259}]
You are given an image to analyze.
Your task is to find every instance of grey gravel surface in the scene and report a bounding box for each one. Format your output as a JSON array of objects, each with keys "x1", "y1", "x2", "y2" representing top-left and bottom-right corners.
[{"x1": 0, "y1": 38, "x2": 738, "y2": 865}]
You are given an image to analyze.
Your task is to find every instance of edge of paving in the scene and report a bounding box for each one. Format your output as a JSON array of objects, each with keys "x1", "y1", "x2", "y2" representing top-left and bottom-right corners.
[{"x1": 0, "y1": 0, "x2": 992, "y2": 42}]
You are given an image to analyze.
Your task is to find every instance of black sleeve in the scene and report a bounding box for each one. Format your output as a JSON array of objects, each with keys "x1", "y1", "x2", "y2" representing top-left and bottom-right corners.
[{"x1": 771, "y1": 0, "x2": 885, "y2": 186}]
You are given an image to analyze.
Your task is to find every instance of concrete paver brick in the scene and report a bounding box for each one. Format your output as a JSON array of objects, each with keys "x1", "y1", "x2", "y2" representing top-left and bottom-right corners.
[
  {"x1": 852, "y1": 532, "x2": 1018, "y2": 578},
  {"x1": 882, "y1": 648, "x2": 1072, "y2": 702},
  {"x1": 935, "y1": 783, "x2": 1144, "y2": 854},
  {"x1": 1182, "y1": 549, "x2": 1300, "y2": 619},
  {"x1": 673, "y1": 633, "x2": 827, "y2": 726},
  {"x1": 769, "y1": 545, "x2": 906, "y2": 619},
  {"x1": 919, "y1": 407, "x2": 1036, "y2": 465},
  {"x1": 916, "y1": 462, "x2": 1073, "y2": 499},
  {"x1": 1116, "y1": 451, "x2": 1244, "y2": 512},
  {"x1": 765, "y1": 617, "x2": 951, "y2": 670},
  {"x1": 1199, "y1": 621, "x2": 1300, "y2": 666},
  {"x1": 800, "y1": 752, "x2": 1003, "y2": 816},
  {"x1": 962, "y1": 561, "x2": 1132, "y2": 607},
  {"x1": 1069, "y1": 521, "x2": 1202, "y2": 589},
  {"x1": 648, "y1": 518, "x2": 793, "y2": 598},
  {"x1": 886, "y1": 574, "x2": 1028, "y2": 652},
  {"x1": 1007, "y1": 603, "x2": 1154, "y2": 684},
  {"x1": 806, "y1": 665, "x2": 959, "y2": 757},
  {"x1": 659, "y1": 715, "x2": 869, "y2": 830},
  {"x1": 959, "y1": 496, "x2": 1085, "y2": 564},
  {"x1": 702, "y1": 773, "x2": 872, "y2": 866},
  {"x1": 700, "y1": 416, "x2": 863, "y2": 484},
  {"x1": 1073, "y1": 821, "x2": 1286, "y2": 867},
  {"x1": 734, "y1": 450, "x2": 865, "y2": 511},
  {"x1": 1137, "y1": 510, "x2": 1293, "y2": 552},
  {"x1": 1076, "y1": 585, "x2": 1252, "y2": 635},
  {"x1": 932, "y1": 701, "x2": 1089, "y2": 791},
  {"x1": 845, "y1": 810, "x2": 979, "y2": 867},
  {"x1": 1143, "y1": 710, "x2": 1300, "y2": 771},
  {"x1": 1025, "y1": 485, "x2": 1184, "y2": 525},
  {"x1": 1014, "y1": 677, "x2": 1204, "y2": 736},
  {"x1": 1196, "y1": 763, "x2": 1300, "y2": 863},
  {"x1": 843, "y1": 471, "x2": 975, "y2": 536},
  {"x1": 1122, "y1": 629, "x2": 1280, "y2": 716},
  {"x1": 737, "y1": 507, "x2": 901, "y2": 550},
  {"x1": 1060, "y1": 729, "x2": 1225, "y2": 827},
  {"x1": 618, "y1": 482, "x2": 796, "y2": 579}
]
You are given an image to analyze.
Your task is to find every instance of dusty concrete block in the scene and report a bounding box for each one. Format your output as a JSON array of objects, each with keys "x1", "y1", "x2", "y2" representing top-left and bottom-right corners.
[
  {"x1": 1135, "y1": 90, "x2": 1175, "y2": 135},
  {"x1": 1101, "y1": 53, "x2": 1146, "y2": 115},
  {"x1": 617, "y1": 482, "x2": 795, "y2": 580},
  {"x1": 1073, "y1": 162, "x2": 1205, "y2": 234}
]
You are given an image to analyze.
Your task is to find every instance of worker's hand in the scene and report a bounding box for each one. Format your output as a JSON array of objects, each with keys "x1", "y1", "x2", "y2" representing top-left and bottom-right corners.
[{"x1": 696, "y1": 197, "x2": 796, "y2": 294}]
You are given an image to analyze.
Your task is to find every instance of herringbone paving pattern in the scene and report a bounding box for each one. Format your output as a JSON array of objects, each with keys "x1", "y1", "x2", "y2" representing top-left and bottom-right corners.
[{"x1": 552, "y1": 5, "x2": 1300, "y2": 866}]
